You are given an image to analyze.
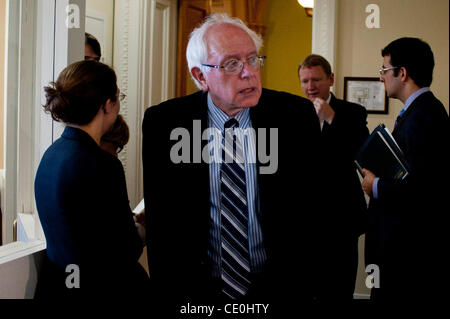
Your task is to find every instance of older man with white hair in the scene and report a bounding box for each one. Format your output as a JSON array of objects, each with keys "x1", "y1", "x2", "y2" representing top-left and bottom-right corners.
[{"x1": 142, "y1": 13, "x2": 322, "y2": 315}]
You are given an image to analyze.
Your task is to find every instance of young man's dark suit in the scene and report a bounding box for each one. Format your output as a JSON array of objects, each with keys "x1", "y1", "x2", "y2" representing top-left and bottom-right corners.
[
  {"x1": 314, "y1": 93, "x2": 369, "y2": 300},
  {"x1": 365, "y1": 91, "x2": 449, "y2": 303},
  {"x1": 143, "y1": 88, "x2": 323, "y2": 314}
]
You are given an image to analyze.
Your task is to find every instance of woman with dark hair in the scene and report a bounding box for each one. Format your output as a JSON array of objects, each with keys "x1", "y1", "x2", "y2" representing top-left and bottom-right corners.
[
  {"x1": 34, "y1": 60, "x2": 149, "y2": 300},
  {"x1": 100, "y1": 114, "x2": 130, "y2": 156},
  {"x1": 100, "y1": 115, "x2": 146, "y2": 243}
]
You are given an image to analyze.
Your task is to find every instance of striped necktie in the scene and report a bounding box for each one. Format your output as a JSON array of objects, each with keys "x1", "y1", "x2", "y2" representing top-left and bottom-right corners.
[{"x1": 220, "y1": 118, "x2": 251, "y2": 299}]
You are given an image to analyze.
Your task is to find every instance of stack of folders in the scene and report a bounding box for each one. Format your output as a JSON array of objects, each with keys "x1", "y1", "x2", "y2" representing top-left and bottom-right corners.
[{"x1": 355, "y1": 124, "x2": 410, "y2": 180}]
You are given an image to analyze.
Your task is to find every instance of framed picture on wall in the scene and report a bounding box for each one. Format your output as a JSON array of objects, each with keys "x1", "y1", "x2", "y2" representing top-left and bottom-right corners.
[{"x1": 344, "y1": 77, "x2": 388, "y2": 114}]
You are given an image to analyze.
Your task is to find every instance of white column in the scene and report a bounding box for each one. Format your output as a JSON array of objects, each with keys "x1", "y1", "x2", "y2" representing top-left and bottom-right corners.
[
  {"x1": 312, "y1": 0, "x2": 338, "y2": 78},
  {"x1": 114, "y1": 0, "x2": 177, "y2": 207}
]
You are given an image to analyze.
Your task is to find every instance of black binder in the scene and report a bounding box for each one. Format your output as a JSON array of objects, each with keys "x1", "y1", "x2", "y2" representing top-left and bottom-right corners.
[{"x1": 355, "y1": 124, "x2": 410, "y2": 180}]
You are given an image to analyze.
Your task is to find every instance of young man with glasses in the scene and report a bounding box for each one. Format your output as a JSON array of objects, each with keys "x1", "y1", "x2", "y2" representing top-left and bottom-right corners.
[
  {"x1": 361, "y1": 37, "x2": 449, "y2": 304},
  {"x1": 142, "y1": 13, "x2": 322, "y2": 315},
  {"x1": 84, "y1": 32, "x2": 101, "y2": 62}
]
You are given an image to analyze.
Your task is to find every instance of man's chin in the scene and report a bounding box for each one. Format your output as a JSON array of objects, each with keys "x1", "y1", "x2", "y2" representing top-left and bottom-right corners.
[{"x1": 239, "y1": 96, "x2": 261, "y2": 108}]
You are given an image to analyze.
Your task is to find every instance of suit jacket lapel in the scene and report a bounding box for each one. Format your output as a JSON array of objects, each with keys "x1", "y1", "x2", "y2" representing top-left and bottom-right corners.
[
  {"x1": 190, "y1": 92, "x2": 211, "y2": 228},
  {"x1": 249, "y1": 96, "x2": 273, "y2": 229},
  {"x1": 193, "y1": 91, "x2": 210, "y2": 152},
  {"x1": 329, "y1": 92, "x2": 337, "y2": 110},
  {"x1": 249, "y1": 95, "x2": 266, "y2": 175}
]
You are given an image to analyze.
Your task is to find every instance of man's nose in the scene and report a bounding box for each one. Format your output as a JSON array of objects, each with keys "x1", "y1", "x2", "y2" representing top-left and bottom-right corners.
[{"x1": 240, "y1": 62, "x2": 257, "y2": 78}]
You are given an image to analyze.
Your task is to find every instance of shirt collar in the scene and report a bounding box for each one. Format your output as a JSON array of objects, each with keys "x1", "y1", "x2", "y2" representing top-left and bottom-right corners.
[
  {"x1": 207, "y1": 93, "x2": 251, "y2": 129},
  {"x1": 326, "y1": 92, "x2": 332, "y2": 104},
  {"x1": 402, "y1": 87, "x2": 430, "y2": 113}
]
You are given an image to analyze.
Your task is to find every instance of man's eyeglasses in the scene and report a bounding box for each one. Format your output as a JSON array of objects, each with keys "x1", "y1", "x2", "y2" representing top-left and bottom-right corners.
[
  {"x1": 202, "y1": 56, "x2": 266, "y2": 75},
  {"x1": 119, "y1": 92, "x2": 126, "y2": 102},
  {"x1": 379, "y1": 66, "x2": 399, "y2": 75}
]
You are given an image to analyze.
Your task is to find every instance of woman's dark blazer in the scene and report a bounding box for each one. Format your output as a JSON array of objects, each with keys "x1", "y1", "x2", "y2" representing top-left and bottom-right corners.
[{"x1": 34, "y1": 126, "x2": 149, "y2": 299}]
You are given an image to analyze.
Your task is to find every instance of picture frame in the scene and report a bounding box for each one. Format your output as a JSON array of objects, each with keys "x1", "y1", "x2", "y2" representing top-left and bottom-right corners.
[{"x1": 344, "y1": 77, "x2": 389, "y2": 114}]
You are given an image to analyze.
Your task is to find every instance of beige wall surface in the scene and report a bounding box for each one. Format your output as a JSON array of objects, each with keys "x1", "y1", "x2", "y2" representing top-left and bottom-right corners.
[
  {"x1": 335, "y1": 0, "x2": 449, "y2": 133},
  {"x1": 261, "y1": 0, "x2": 312, "y2": 97}
]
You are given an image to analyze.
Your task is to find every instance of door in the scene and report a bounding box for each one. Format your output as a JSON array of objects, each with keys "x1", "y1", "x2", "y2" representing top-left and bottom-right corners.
[{"x1": 176, "y1": 0, "x2": 210, "y2": 97}]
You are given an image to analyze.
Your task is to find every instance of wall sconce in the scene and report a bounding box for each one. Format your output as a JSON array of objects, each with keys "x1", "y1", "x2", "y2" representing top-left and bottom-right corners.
[{"x1": 298, "y1": 0, "x2": 314, "y2": 17}]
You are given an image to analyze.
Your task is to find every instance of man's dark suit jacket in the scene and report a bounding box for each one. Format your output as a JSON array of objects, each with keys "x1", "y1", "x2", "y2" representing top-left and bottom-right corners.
[
  {"x1": 365, "y1": 91, "x2": 449, "y2": 303},
  {"x1": 314, "y1": 93, "x2": 369, "y2": 300},
  {"x1": 143, "y1": 89, "x2": 326, "y2": 314},
  {"x1": 34, "y1": 127, "x2": 149, "y2": 300}
]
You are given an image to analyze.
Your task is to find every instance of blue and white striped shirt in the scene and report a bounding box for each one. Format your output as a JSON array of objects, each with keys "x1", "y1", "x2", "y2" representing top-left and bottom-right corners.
[{"x1": 206, "y1": 94, "x2": 267, "y2": 277}]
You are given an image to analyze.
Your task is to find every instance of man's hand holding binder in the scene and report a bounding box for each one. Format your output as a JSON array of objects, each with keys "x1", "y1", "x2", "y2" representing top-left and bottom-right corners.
[
  {"x1": 361, "y1": 168, "x2": 376, "y2": 196},
  {"x1": 356, "y1": 124, "x2": 410, "y2": 196}
]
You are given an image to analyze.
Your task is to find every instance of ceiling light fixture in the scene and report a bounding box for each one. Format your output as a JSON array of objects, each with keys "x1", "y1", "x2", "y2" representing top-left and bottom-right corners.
[{"x1": 298, "y1": 0, "x2": 314, "y2": 17}]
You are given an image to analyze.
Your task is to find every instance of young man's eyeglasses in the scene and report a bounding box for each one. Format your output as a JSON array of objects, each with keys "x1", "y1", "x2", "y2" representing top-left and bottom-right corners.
[
  {"x1": 202, "y1": 56, "x2": 266, "y2": 75},
  {"x1": 379, "y1": 66, "x2": 399, "y2": 75}
]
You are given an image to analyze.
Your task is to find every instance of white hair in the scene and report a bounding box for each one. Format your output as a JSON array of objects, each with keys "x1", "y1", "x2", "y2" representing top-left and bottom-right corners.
[{"x1": 186, "y1": 13, "x2": 263, "y2": 90}]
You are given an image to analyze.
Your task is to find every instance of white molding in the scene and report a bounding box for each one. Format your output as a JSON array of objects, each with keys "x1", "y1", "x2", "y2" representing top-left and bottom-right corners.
[
  {"x1": 312, "y1": 0, "x2": 338, "y2": 86},
  {"x1": 35, "y1": 0, "x2": 55, "y2": 176},
  {"x1": 115, "y1": 0, "x2": 131, "y2": 174},
  {"x1": 0, "y1": 240, "x2": 46, "y2": 265},
  {"x1": 114, "y1": 0, "x2": 176, "y2": 207},
  {"x1": 3, "y1": 0, "x2": 20, "y2": 245},
  {"x1": 114, "y1": 0, "x2": 136, "y2": 206},
  {"x1": 17, "y1": 0, "x2": 36, "y2": 217}
]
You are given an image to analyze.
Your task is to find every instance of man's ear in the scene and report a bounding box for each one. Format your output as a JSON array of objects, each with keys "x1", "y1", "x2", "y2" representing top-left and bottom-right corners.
[
  {"x1": 399, "y1": 66, "x2": 408, "y2": 82},
  {"x1": 329, "y1": 72, "x2": 335, "y2": 87},
  {"x1": 191, "y1": 67, "x2": 209, "y2": 91}
]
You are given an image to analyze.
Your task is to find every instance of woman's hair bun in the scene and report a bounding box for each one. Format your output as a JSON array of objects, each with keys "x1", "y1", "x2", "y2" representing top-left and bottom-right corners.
[
  {"x1": 43, "y1": 83, "x2": 70, "y2": 122},
  {"x1": 42, "y1": 60, "x2": 117, "y2": 125}
]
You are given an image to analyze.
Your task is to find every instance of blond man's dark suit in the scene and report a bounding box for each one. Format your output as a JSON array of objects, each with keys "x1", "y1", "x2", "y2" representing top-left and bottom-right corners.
[{"x1": 314, "y1": 93, "x2": 369, "y2": 300}]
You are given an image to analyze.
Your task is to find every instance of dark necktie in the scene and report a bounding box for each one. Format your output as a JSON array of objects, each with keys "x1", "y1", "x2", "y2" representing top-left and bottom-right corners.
[
  {"x1": 220, "y1": 118, "x2": 251, "y2": 299},
  {"x1": 394, "y1": 108, "x2": 406, "y2": 128}
]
